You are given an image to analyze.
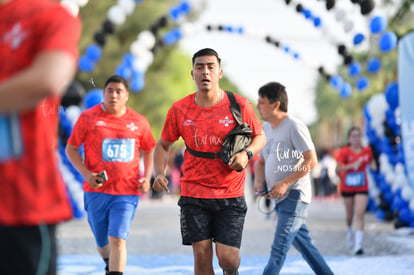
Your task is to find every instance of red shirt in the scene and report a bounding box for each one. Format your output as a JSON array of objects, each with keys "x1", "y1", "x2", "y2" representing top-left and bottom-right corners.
[
  {"x1": 162, "y1": 91, "x2": 263, "y2": 199},
  {"x1": 0, "y1": 0, "x2": 80, "y2": 226},
  {"x1": 67, "y1": 105, "x2": 156, "y2": 195},
  {"x1": 336, "y1": 145, "x2": 373, "y2": 193}
]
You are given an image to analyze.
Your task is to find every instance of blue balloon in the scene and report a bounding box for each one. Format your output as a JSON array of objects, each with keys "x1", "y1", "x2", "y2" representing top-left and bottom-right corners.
[
  {"x1": 115, "y1": 65, "x2": 131, "y2": 80},
  {"x1": 83, "y1": 89, "x2": 103, "y2": 109},
  {"x1": 169, "y1": 7, "x2": 180, "y2": 21},
  {"x1": 179, "y1": 1, "x2": 191, "y2": 14},
  {"x1": 302, "y1": 8, "x2": 312, "y2": 19},
  {"x1": 399, "y1": 207, "x2": 412, "y2": 223},
  {"x1": 131, "y1": 76, "x2": 144, "y2": 93},
  {"x1": 363, "y1": 104, "x2": 371, "y2": 121},
  {"x1": 292, "y1": 52, "x2": 300, "y2": 59},
  {"x1": 85, "y1": 44, "x2": 102, "y2": 62},
  {"x1": 369, "y1": 16, "x2": 387, "y2": 34},
  {"x1": 353, "y1": 33, "x2": 365, "y2": 46},
  {"x1": 349, "y1": 62, "x2": 361, "y2": 77},
  {"x1": 356, "y1": 76, "x2": 369, "y2": 91},
  {"x1": 123, "y1": 53, "x2": 135, "y2": 67},
  {"x1": 313, "y1": 17, "x2": 321, "y2": 27},
  {"x1": 367, "y1": 57, "x2": 381, "y2": 74},
  {"x1": 330, "y1": 75, "x2": 343, "y2": 90},
  {"x1": 384, "y1": 81, "x2": 399, "y2": 110},
  {"x1": 376, "y1": 209, "x2": 385, "y2": 221},
  {"x1": 78, "y1": 56, "x2": 94, "y2": 72},
  {"x1": 340, "y1": 83, "x2": 352, "y2": 98},
  {"x1": 379, "y1": 31, "x2": 398, "y2": 52}
]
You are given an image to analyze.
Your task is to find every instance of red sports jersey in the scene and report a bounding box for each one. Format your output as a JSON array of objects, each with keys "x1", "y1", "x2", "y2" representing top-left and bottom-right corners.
[
  {"x1": 0, "y1": 0, "x2": 80, "y2": 226},
  {"x1": 68, "y1": 104, "x2": 156, "y2": 195},
  {"x1": 162, "y1": 91, "x2": 263, "y2": 199},
  {"x1": 336, "y1": 145, "x2": 373, "y2": 193}
]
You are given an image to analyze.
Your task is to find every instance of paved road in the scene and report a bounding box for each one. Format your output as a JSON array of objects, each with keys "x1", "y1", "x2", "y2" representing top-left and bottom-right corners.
[
  {"x1": 57, "y1": 185, "x2": 414, "y2": 274},
  {"x1": 58, "y1": 193, "x2": 413, "y2": 256}
]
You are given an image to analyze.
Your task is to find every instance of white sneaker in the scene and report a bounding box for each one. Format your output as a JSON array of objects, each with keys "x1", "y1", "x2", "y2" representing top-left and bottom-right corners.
[{"x1": 346, "y1": 231, "x2": 354, "y2": 250}]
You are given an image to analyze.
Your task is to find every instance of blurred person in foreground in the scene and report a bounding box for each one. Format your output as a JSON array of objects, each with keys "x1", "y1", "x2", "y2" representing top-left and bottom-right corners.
[
  {"x1": 254, "y1": 82, "x2": 334, "y2": 275},
  {"x1": 0, "y1": 0, "x2": 80, "y2": 274},
  {"x1": 335, "y1": 126, "x2": 376, "y2": 255},
  {"x1": 66, "y1": 75, "x2": 156, "y2": 275},
  {"x1": 152, "y1": 48, "x2": 265, "y2": 275}
]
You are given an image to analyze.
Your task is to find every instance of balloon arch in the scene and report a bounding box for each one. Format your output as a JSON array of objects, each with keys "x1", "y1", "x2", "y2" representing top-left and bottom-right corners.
[{"x1": 58, "y1": 0, "x2": 414, "y2": 229}]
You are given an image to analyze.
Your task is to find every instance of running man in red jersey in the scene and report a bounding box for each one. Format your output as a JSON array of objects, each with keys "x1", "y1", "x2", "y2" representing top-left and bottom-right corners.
[
  {"x1": 153, "y1": 48, "x2": 266, "y2": 275},
  {"x1": 0, "y1": 0, "x2": 80, "y2": 274},
  {"x1": 336, "y1": 126, "x2": 376, "y2": 255},
  {"x1": 66, "y1": 75, "x2": 156, "y2": 275}
]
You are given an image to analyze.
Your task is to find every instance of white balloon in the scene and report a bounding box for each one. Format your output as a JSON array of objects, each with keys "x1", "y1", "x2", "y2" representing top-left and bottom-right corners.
[
  {"x1": 60, "y1": 0, "x2": 79, "y2": 17},
  {"x1": 75, "y1": 0, "x2": 89, "y2": 7},
  {"x1": 410, "y1": 199, "x2": 414, "y2": 212},
  {"x1": 180, "y1": 22, "x2": 197, "y2": 37},
  {"x1": 138, "y1": 31, "x2": 156, "y2": 50},
  {"x1": 343, "y1": 20, "x2": 354, "y2": 33},
  {"x1": 118, "y1": 0, "x2": 135, "y2": 15},
  {"x1": 335, "y1": 10, "x2": 345, "y2": 21},
  {"x1": 369, "y1": 187, "x2": 380, "y2": 199},
  {"x1": 394, "y1": 163, "x2": 405, "y2": 175},
  {"x1": 393, "y1": 173, "x2": 409, "y2": 189},
  {"x1": 65, "y1": 105, "x2": 82, "y2": 125},
  {"x1": 402, "y1": 185, "x2": 414, "y2": 201},
  {"x1": 385, "y1": 170, "x2": 394, "y2": 184},
  {"x1": 130, "y1": 41, "x2": 147, "y2": 58},
  {"x1": 133, "y1": 57, "x2": 149, "y2": 72},
  {"x1": 367, "y1": 93, "x2": 387, "y2": 122},
  {"x1": 379, "y1": 153, "x2": 391, "y2": 167},
  {"x1": 187, "y1": 0, "x2": 205, "y2": 13},
  {"x1": 108, "y1": 5, "x2": 127, "y2": 26}
]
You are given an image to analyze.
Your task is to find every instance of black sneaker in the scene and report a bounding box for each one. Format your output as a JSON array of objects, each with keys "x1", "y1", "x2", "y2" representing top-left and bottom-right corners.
[{"x1": 354, "y1": 248, "x2": 364, "y2": 255}]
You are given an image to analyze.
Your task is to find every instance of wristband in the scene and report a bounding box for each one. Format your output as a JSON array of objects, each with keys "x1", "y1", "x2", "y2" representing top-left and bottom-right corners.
[{"x1": 155, "y1": 174, "x2": 166, "y2": 181}]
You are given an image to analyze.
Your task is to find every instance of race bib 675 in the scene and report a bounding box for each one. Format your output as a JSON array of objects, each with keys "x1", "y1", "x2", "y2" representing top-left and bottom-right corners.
[{"x1": 102, "y1": 138, "x2": 135, "y2": 162}]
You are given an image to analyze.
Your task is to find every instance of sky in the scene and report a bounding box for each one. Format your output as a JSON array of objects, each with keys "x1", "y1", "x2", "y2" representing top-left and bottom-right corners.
[{"x1": 179, "y1": 0, "x2": 389, "y2": 125}]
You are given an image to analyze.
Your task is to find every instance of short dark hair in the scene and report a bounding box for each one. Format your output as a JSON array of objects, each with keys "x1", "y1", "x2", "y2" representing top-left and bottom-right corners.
[
  {"x1": 104, "y1": 75, "x2": 129, "y2": 90},
  {"x1": 258, "y1": 82, "x2": 288, "y2": 112},
  {"x1": 347, "y1": 126, "x2": 361, "y2": 138},
  {"x1": 192, "y1": 48, "x2": 221, "y2": 65}
]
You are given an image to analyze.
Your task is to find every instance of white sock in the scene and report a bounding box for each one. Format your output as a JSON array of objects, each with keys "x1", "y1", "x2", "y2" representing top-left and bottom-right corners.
[{"x1": 354, "y1": 230, "x2": 364, "y2": 250}]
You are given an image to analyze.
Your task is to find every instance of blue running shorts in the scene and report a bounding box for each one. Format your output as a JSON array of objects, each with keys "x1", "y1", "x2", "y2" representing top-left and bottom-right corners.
[{"x1": 84, "y1": 192, "x2": 139, "y2": 247}]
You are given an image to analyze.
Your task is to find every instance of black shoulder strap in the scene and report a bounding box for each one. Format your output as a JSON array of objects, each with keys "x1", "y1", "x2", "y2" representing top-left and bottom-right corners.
[
  {"x1": 226, "y1": 90, "x2": 243, "y2": 125},
  {"x1": 185, "y1": 90, "x2": 243, "y2": 160}
]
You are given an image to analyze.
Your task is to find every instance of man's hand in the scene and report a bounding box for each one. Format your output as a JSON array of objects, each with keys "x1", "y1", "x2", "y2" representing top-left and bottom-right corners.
[
  {"x1": 228, "y1": 150, "x2": 249, "y2": 172},
  {"x1": 268, "y1": 182, "x2": 288, "y2": 199},
  {"x1": 138, "y1": 177, "x2": 150, "y2": 193},
  {"x1": 152, "y1": 174, "x2": 169, "y2": 193},
  {"x1": 84, "y1": 171, "x2": 104, "y2": 189}
]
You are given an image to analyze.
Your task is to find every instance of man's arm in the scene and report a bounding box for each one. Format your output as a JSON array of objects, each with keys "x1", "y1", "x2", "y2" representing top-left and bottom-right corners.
[
  {"x1": 229, "y1": 132, "x2": 266, "y2": 171},
  {"x1": 269, "y1": 149, "x2": 318, "y2": 199},
  {"x1": 0, "y1": 51, "x2": 77, "y2": 112},
  {"x1": 65, "y1": 144, "x2": 103, "y2": 189},
  {"x1": 152, "y1": 138, "x2": 173, "y2": 192},
  {"x1": 139, "y1": 149, "x2": 154, "y2": 193},
  {"x1": 253, "y1": 156, "x2": 266, "y2": 194}
]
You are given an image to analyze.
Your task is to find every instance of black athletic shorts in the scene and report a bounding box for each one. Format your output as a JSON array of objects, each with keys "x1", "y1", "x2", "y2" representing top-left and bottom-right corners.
[
  {"x1": 178, "y1": 196, "x2": 247, "y2": 248},
  {"x1": 341, "y1": 191, "x2": 369, "y2": 197},
  {"x1": 0, "y1": 224, "x2": 57, "y2": 275}
]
